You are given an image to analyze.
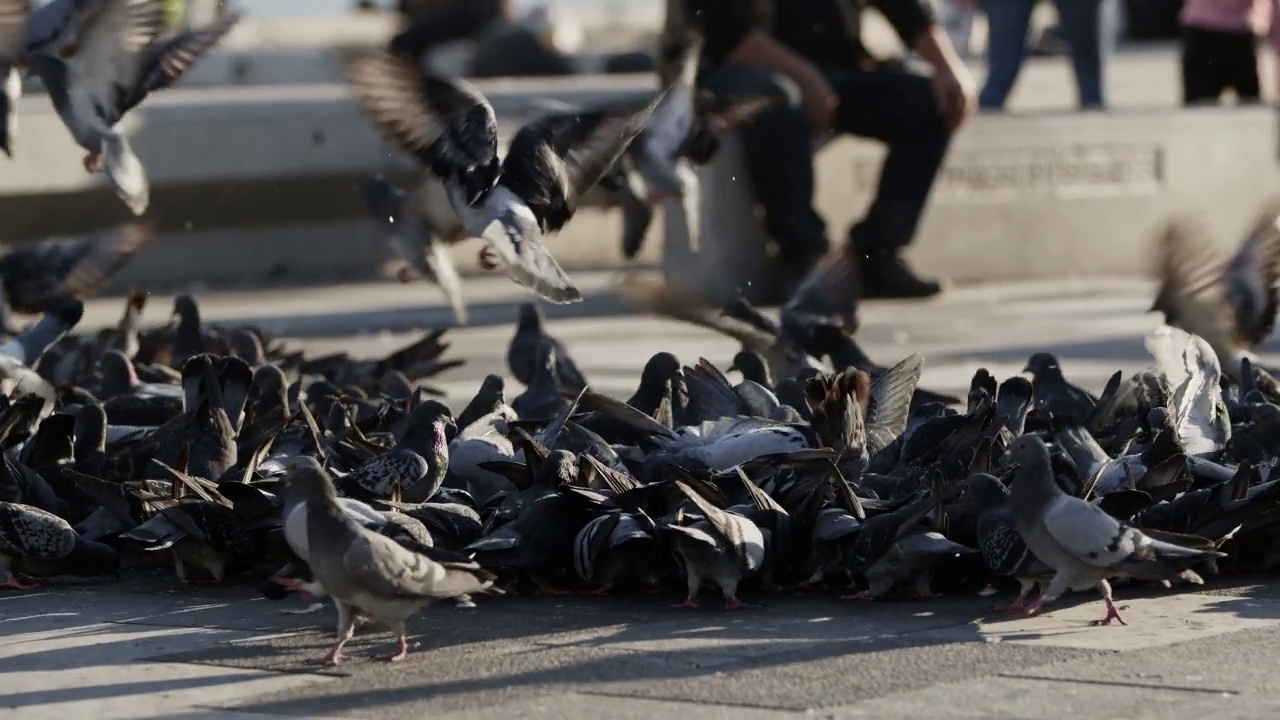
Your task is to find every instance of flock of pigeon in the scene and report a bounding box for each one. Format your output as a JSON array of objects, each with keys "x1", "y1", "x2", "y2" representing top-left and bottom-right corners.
[{"x1": 5, "y1": 0, "x2": 1280, "y2": 669}]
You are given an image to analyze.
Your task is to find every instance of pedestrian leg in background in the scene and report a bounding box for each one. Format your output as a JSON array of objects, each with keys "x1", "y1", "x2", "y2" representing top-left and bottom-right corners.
[
  {"x1": 390, "y1": 0, "x2": 506, "y2": 60},
  {"x1": 1052, "y1": 0, "x2": 1106, "y2": 108},
  {"x1": 1183, "y1": 26, "x2": 1260, "y2": 105},
  {"x1": 978, "y1": 0, "x2": 1036, "y2": 110},
  {"x1": 700, "y1": 65, "x2": 832, "y2": 300},
  {"x1": 829, "y1": 66, "x2": 953, "y2": 299},
  {"x1": 936, "y1": 0, "x2": 978, "y2": 57}
]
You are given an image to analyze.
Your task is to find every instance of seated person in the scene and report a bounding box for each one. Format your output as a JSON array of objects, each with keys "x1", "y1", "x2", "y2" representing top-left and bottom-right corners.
[{"x1": 684, "y1": 0, "x2": 976, "y2": 300}]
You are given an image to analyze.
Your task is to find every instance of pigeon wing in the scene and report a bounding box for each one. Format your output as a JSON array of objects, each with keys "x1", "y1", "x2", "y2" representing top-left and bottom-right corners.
[
  {"x1": 1039, "y1": 493, "x2": 1141, "y2": 569},
  {"x1": 343, "y1": 48, "x2": 497, "y2": 171}
]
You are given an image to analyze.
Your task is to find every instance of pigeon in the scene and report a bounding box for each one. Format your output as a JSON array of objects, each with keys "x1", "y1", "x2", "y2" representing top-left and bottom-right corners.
[
  {"x1": 1024, "y1": 352, "x2": 1098, "y2": 425},
  {"x1": 659, "y1": 478, "x2": 765, "y2": 609},
  {"x1": 1, "y1": 499, "x2": 119, "y2": 588},
  {"x1": 361, "y1": 173, "x2": 468, "y2": 325},
  {"x1": 2, "y1": 0, "x2": 241, "y2": 214},
  {"x1": 1008, "y1": 434, "x2": 1228, "y2": 625},
  {"x1": 0, "y1": 220, "x2": 155, "y2": 332},
  {"x1": 506, "y1": 302, "x2": 587, "y2": 393},
  {"x1": 1152, "y1": 207, "x2": 1280, "y2": 376},
  {"x1": 1152, "y1": 204, "x2": 1280, "y2": 356},
  {"x1": 342, "y1": 47, "x2": 666, "y2": 303},
  {"x1": 284, "y1": 457, "x2": 498, "y2": 664}
]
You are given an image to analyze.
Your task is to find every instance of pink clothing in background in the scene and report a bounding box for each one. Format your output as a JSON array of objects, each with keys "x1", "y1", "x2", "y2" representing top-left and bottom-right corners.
[{"x1": 1181, "y1": 0, "x2": 1280, "y2": 54}]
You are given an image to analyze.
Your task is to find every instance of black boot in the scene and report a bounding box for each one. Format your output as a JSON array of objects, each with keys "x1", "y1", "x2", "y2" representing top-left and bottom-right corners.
[{"x1": 857, "y1": 249, "x2": 942, "y2": 300}]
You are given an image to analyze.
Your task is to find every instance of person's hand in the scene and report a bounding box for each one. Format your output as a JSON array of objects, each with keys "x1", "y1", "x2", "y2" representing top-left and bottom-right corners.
[
  {"x1": 799, "y1": 74, "x2": 840, "y2": 136},
  {"x1": 931, "y1": 60, "x2": 977, "y2": 131}
]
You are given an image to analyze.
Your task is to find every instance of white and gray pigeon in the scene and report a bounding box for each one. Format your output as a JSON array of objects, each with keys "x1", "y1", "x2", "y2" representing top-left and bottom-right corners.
[
  {"x1": 342, "y1": 47, "x2": 667, "y2": 304},
  {"x1": 0, "y1": 0, "x2": 241, "y2": 214},
  {"x1": 1008, "y1": 434, "x2": 1228, "y2": 626},
  {"x1": 361, "y1": 172, "x2": 468, "y2": 325},
  {"x1": 284, "y1": 457, "x2": 498, "y2": 665}
]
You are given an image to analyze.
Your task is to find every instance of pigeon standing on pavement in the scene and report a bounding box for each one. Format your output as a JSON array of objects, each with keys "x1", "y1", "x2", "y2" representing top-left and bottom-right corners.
[
  {"x1": 1024, "y1": 352, "x2": 1098, "y2": 424},
  {"x1": 0, "y1": 0, "x2": 242, "y2": 214},
  {"x1": 284, "y1": 457, "x2": 498, "y2": 665},
  {"x1": 343, "y1": 47, "x2": 667, "y2": 303},
  {"x1": 1008, "y1": 434, "x2": 1229, "y2": 625}
]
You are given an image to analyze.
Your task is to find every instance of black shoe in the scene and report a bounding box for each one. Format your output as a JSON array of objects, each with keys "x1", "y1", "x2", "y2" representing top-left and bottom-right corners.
[{"x1": 858, "y1": 252, "x2": 942, "y2": 300}]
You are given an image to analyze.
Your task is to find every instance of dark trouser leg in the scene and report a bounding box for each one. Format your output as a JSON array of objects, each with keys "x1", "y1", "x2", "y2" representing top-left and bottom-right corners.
[
  {"x1": 390, "y1": 0, "x2": 504, "y2": 60},
  {"x1": 978, "y1": 0, "x2": 1036, "y2": 110},
  {"x1": 1053, "y1": 0, "x2": 1105, "y2": 108},
  {"x1": 829, "y1": 65, "x2": 952, "y2": 298},
  {"x1": 700, "y1": 65, "x2": 830, "y2": 265},
  {"x1": 1217, "y1": 30, "x2": 1261, "y2": 102},
  {"x1": 1181, "y1": 27, "x2": 1229, "y2": 105}
]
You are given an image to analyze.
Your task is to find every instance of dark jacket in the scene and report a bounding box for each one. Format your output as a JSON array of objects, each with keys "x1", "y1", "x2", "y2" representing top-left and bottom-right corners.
[{"x1": 682, "y1": 0, "x2": 936, "y2": 69}]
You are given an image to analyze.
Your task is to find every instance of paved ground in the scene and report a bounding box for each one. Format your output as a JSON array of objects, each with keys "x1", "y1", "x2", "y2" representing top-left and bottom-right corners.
[{"x1": 8, "y1": 273, "x2": 1280, "y2": 720}]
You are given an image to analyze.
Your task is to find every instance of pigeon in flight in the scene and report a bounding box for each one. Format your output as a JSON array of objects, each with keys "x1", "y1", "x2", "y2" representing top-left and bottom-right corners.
[
  {"x1": 343, "y1": 47, "x2": 667, "y2": 304},
  {"x1": 1150, "y1": 203, "x2": 1280, "y2": 376},
  {"x1": 0, "y1": 0, "x2": 241, "y2": 214}
]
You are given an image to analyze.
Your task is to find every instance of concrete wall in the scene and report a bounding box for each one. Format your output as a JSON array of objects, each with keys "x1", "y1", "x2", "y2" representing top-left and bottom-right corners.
[
  {"x1": 4, "y1": 74, "x2": 1277, "y2": 295},
  {"x1": 664, "y1": 105, "x2": 1280, "y2": 303}
]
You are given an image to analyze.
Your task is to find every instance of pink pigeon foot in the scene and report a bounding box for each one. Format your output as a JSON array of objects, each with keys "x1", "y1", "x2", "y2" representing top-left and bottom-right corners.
[
  {"x1": 4, "y1": 576, "x2": 42, "y2": 590},
  {"x1": 1089, "y1": 599, "x2": 1129, "y2": 626}
]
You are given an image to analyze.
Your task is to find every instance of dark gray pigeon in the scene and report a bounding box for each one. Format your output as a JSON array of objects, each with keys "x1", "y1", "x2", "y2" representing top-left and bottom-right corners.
[
  {"x1": 1008, "y1": 434, "x2": 1228, "y2": 626},
  {"x1": 1, "y1": 499, "x2": 119, "y2": 588},
  {"x1": 285, "y1": 457, "x2": 498, "y2": 665},
  {"x1": 1024, "y1": 352, "x2": 1098, "y2": 425}
]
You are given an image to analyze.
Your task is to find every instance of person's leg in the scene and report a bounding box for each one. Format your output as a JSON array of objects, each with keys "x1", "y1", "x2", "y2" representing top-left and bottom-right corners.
[
  {"x1": 389, "y1": 0, "x2": 505, "y2": 60},
  {"x1": 1181, "y1": 26, "x2": 1228, "y2": 106},
  {"x1": 1224, "y1": 31, "x2": 1262, "y2": 103},
  {"x1": 1052, "y1": 0, "x2": 1105, "y2": 108},
  {"x1": 700, "y1": 65, "x2": 830, "y2": 267},
  {"x1": 978, "y1": 0, "x2": 1036, "y2": 110},
  {"x1": 829, "y1": 65, "x2": 952, "y2": 299}
]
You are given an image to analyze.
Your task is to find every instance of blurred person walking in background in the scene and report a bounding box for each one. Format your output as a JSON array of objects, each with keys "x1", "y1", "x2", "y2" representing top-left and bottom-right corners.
[
  {"x1": 1179, "y1": 0, "x2": 1280, "y2": 106},
  {"x1": 979, "y1": 0, "x2": 1111, "y2": 110},
  {"x1": 683, "y1": 0, "x2": 976, "y2": 302}
]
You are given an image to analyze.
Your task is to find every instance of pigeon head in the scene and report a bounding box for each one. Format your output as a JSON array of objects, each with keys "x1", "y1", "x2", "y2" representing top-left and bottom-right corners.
[
  {"x1": 400, "y1": 399, "x2": 454, "y2": 453},
  {"x1": 682, "y1": 118, "x2": 721, "y2": 166},
  {"x1": 461, "y1": 156, "x2": 501, "y2": 206},
  {"x1": 729, "y1": 350, "x2": 771, "y2": 388},
  {"x1": 126, "y1": 289, "x2": 148, "y2": 310},
  {"x1": 172, "y1": 295, "x2": 200, "y2": 325},
  {"x1": 639, "y1": 352, "x2": 681, "y2": 385},
  {"x1": 962, "y1": 473, "x2": 1010, "y2": 507},
  {"x1": 998, "y1": 376, "x2": 1033, "y2": 402},
  {"x1": 48, "y1": 299, "x2": 86, "y2": 329},
  {"x1": 250, "y1": 363, "x2": 288, "y2": 408},
  {"x1": 1023, "y1": 352, "x2": 1062, "y2": 379},
  {"x1": 74, "y1": 402, "x2": 108, "y2": 452},
  {"x1": 478, "y1": 373, "x2": 506, "y2": 402},
  {"x1": 98, "y1": 349, "x2": 139, "y2": 393},
  {"x1": 1008, "y1": 434, "x2": 1049, "y2": 466},
  {"x1": 516, "y1": 303, "x2": 544, "y2": 332},
  {"x1": 227, "y1": 328, "x2": 266, "y2": 367},
  {"x1": 284, "y1": 456, "x2": 338, "y2": 500}
]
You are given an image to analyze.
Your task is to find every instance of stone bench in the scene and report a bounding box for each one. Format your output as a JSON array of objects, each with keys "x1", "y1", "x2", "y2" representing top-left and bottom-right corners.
[{"x1": 661, "y1": 104, "x2": 1280, "y2": 305}]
